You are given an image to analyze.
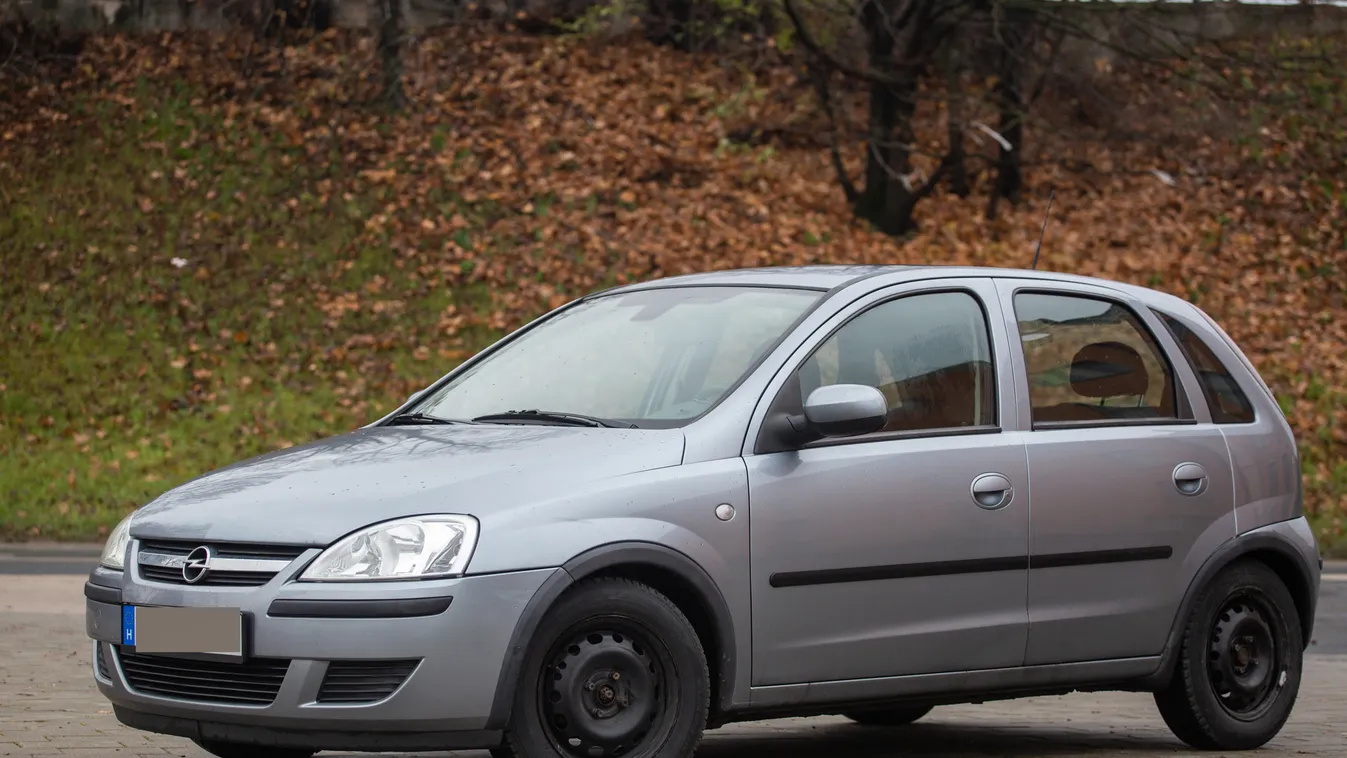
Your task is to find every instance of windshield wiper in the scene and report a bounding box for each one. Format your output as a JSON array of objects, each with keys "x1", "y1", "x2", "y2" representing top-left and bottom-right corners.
[
  {"x1": 471, "y1": 410, "x2": 638, "y2": 429},
  {"x1": 386, "y1": 412, "x2": 473, "y2": 426}
]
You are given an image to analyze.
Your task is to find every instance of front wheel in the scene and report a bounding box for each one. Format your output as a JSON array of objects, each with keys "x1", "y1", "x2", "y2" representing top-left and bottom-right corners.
[
  {"x1": 498, "y1": 577, "x2": 710, "y2": 758},
  {"x1": 1153, "y1": 560, "x2": 1303, "y2": 750},
  {"x1": 193, "y1": 741, "x2": 313, "y2": 758}
]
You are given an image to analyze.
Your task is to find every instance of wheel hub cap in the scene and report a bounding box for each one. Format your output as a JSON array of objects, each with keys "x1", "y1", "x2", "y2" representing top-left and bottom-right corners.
[{"x1": 585, "y1": 671, "x2": 629, "y2": 718}]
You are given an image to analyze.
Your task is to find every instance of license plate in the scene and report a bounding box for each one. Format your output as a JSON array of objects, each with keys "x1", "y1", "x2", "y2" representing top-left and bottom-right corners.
[{"x1": 121, "y1": 606, "x2": 244, "y2": 657}]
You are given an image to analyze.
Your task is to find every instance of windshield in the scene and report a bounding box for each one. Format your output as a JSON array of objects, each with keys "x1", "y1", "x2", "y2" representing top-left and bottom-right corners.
[{"x1": 413, "y1": 286, "x2": 822, "y2": 427}]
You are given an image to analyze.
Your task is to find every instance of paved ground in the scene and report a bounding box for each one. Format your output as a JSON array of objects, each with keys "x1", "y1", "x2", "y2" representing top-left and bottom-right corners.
[{"x1": 2, "y1": 552, "x2": 1345, "y2": 757}]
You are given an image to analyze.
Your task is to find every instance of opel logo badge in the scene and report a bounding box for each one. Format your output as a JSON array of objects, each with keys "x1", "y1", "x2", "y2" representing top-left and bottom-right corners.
[{"x1": 183, "y1": 546, "x2": 213, "y2": 584}]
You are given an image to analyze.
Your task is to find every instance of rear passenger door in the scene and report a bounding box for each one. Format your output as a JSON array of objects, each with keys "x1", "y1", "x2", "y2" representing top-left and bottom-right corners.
[{"x1": 994, "y1": 278, "x2": 1236, "y2": 666}]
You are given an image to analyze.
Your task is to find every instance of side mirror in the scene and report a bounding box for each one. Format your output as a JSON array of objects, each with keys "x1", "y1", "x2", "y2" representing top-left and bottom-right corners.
[
  {"x1": 406, "y1": 388, "x2": 427, "y2": 405},
  {"x1": 803, "y1": 384, "x2": 888, "y2": 438}
]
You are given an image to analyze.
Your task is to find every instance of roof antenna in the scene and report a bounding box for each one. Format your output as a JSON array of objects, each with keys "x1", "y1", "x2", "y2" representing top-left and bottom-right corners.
[{"x1": 1031, "y1": 187, "x2": 1055, "y2": 270}]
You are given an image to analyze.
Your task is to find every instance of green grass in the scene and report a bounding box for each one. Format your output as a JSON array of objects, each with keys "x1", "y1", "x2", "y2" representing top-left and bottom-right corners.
[{"x1": 0, "y1": 87, "x2": 502, "y2": 538}]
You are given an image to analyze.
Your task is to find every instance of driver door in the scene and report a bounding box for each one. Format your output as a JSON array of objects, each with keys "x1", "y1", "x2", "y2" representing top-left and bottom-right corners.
[{"x1": 745, "y1": 279, "x2": 1031, "y2": 685}]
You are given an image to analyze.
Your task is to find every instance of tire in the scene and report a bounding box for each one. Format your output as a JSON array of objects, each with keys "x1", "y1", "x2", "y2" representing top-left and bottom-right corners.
[
  {"x1": 193, "y1": 741, "x2": 313, "y2": 758},
  {"x1": 844, "y1": 705, "x2": 934, "y2": 727},
  {"x1": 1153, "y1": 559, "x2": 1303, "y2": 751},
  {"x1": 498, "y1": 577, "x2": 710, "y2": 758}
]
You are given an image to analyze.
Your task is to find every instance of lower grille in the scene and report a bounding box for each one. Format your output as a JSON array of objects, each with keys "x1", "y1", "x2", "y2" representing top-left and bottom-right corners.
[
  {"x1": 116, "y1": 648, "x2": 290, "y2": 705},
  {"x1": 317, "y1": 660, "x2": 420, "y2": 704},
  {"x1": 95, "y1": 643, "x2": 110, "y2": 679}
]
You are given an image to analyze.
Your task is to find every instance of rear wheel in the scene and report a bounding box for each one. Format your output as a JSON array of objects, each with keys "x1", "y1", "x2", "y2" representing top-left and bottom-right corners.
[
  {"x1": 1153, "y1": 560, "x2": 1303, "y2": 750},
  {"x1": 193, "y1": 741, "x2": 313, "y2": 758},
  {"x1": 498, "y1": 577, "x2": 710, "y2": 758},
  {"x1": 844, "y1": 705, "x2": 933, "y2": 727}
]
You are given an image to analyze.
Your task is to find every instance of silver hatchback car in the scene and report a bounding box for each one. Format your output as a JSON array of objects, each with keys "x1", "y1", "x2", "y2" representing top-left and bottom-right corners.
[{"x1": 86, "y1": 265, "x2": 1321, "y2": 758}]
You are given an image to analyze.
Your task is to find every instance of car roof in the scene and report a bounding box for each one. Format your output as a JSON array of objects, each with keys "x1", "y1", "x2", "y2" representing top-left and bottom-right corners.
[
  {"x1": 600, "y1": 265, "x2": 1191, "y2": 311},
  {"x1": 599, "y1": 265, "x2": 916, "y2": 292}
]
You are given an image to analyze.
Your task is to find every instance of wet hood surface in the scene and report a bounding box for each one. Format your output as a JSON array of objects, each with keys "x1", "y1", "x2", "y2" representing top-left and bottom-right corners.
[{"x1": 130, "y1": 424, "x2": 686, "y2": 545}]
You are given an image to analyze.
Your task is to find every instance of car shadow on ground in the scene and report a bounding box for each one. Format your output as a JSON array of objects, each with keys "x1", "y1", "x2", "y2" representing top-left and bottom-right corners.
[{"x1": 697, "y1": 722, "x2": 1185, "y2": 756}]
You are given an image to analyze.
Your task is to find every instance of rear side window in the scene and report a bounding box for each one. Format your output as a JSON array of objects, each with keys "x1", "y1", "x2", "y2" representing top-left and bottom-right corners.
[
  {"x1": 1156, "y1": 312, "x2": 1256, "y2": 424},
  {"x1": 1013, "y1": 292, "x2": 1180, "y2": 425}
]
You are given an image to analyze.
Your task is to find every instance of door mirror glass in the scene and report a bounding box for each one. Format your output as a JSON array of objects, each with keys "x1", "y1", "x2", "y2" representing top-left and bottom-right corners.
[{"x1": 803, "y1": 384, "x2": 888, "y2": 438}]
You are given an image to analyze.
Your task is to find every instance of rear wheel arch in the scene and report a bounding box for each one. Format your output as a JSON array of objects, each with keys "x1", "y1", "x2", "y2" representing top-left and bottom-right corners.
[
  {"x1": 486, "y1": 542, "x2": 738, "y2": 729},
  {"x1": 1145, "y1": 533, "x2": 1318, "y2": 690},
  {"x1": 1245, "y1": 548, "x2": 1316, "y2": 647}
]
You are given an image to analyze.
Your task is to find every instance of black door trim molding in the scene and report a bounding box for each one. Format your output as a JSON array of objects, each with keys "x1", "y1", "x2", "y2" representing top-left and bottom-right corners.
[
  {"x1": 769, "y1": 546, "x2": 1172, "y2": 588},
  {"x1": 1029, "y1": 546, "x2": 1172, "y2": 569}
]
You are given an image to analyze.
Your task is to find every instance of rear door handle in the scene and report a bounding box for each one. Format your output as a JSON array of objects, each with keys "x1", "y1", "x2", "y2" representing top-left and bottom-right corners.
[
  {"x1": 971, "y1": 473, "x2": 1013, "y2": 510},
  {"x1": 1173, "y1": 462, "x2": 1209, "y2": 496}
]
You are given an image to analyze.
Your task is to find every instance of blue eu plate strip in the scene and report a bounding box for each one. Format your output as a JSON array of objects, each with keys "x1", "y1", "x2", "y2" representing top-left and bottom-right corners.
[{"x1": 122, "y1": 606, "x2": 136, "y2": 646}]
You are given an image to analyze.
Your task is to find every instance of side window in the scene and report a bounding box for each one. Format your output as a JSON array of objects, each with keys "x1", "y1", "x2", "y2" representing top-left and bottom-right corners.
[
  {"x1": 797, "y1": 291, "x2": 996, "y2": 434},
  {"x1": 1013, "y1": 292, "x2": 1179, "y2": 424},
  {"x1": 1156, "y1": 311, "x2": 1256, "y2": 423}
]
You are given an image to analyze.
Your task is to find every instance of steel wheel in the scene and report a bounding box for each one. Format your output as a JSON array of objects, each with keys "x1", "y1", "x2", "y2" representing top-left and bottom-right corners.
[
  {"x1": 541, "y1": 626, "x2": 668, "y2": 757},
  {"x1": 1206, "y1": 591, "x2": 1286, "y2": 722},
  {"x1": 500, "y1": 577, "x2": 709, "y2": 758},
  {"x1": 1154, "y1": 559, "x2": 1303, "y2": 751}
]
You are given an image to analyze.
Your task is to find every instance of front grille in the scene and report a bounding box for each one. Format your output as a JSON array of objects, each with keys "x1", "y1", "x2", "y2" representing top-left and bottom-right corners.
[
  {"x1": 139, "y1": 565, "x2": 278, "y2": 586},
  {"x1": 136, "y1": 540, "x2": 307, "y2": 587},
  {"x1": 116, "y1": 648, "x2": 291, "y2": 705},
  {"x1": 317, "y1": 660, "x2": 420, "y2": 704},
  {"x1": 95, "y1": 643, "x2": 110, "y2": 679}
]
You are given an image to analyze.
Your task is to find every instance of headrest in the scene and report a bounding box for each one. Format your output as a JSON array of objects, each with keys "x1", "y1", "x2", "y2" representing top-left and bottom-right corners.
[{"x1": 1069, "y1": 341, "x2": 1148, "y2": 398}]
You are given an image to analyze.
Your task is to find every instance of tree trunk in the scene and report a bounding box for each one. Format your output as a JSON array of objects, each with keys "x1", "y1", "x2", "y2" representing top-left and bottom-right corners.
[
  {"x1": 943, "y1": 41, "x2": 970, "y2": 198},
  {"x1": 855, "y1": 0, "x2": 936, "y2": 237},
  {"x1": 782, "y1": 0, "x2": 948, "y2": 237},
  {"x1": 987, "y1": 9, "x2": 1030, "y2": 220},
  {"x1": 378, "y1": 0, "x2": 406, "y2": 110}
]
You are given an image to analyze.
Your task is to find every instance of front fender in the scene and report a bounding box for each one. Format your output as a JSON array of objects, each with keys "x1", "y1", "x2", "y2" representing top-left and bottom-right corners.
[
  {"x1": 472, "y1": 459, "x2": 752, "y2": 729},
  {"x1": 485, "y1": 541, "x2": 740, "y2": 730}
]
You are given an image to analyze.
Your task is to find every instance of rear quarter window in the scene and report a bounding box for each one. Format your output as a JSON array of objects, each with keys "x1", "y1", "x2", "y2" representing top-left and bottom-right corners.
[{"x1": 1155, "y1": 311, "x2": 1256, "y2": 424}]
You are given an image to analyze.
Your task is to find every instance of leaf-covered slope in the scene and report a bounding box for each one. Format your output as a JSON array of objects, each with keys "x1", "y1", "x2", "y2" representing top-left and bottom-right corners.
[{"x1": 0, "y1": 29, "x2": 1343, "y2": 551}]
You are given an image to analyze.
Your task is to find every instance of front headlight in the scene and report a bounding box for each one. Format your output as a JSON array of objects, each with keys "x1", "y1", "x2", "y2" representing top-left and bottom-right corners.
[
  {"x1": 299, "y1": 515, "x2": 479, "y2": 582},
  {"x1": 100, "y1": 513, "x2": 134, "y2": 570}
]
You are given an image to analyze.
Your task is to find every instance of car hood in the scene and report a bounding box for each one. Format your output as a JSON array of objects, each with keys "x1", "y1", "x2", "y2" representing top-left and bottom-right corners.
[{"x1": 130, "y1": 424, "x2": 687, "y2": 545}]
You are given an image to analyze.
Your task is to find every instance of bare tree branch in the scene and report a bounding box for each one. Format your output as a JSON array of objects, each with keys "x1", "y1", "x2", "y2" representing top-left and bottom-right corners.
[
  {"x1": 807, "y1": 57, "x2": 860, "y2": 205},
  {"x1": 781, "y1": 0, "x2": 905, "y2": 87}
]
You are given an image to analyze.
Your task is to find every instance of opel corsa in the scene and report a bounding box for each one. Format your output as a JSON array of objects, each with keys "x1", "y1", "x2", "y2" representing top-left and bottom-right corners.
[{"x1": 86, "y1": 265, "x2": 1322, "y2": 758}]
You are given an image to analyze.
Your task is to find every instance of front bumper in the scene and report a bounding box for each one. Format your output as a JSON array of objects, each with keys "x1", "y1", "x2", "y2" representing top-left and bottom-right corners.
[{"x1": 86, "y1": 560, "x2": 558, "y2": 750}]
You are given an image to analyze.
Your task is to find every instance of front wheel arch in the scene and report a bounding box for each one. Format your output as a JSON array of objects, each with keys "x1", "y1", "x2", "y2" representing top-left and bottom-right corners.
[{"x1": 486, "y1": 542, "x2": 738, "y2": 730}]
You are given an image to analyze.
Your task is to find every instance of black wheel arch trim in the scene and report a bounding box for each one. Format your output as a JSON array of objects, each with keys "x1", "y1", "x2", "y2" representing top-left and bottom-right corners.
[
  {"x1": 486, "y1": 542, "x2": 738, "y2": 730},
  {"x1": 1140, "y1": 530, "x2": 1319, "y2": 690}
]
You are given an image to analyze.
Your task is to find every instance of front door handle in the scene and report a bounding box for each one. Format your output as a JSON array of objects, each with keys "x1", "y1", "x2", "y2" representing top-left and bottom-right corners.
[
  {"x1": 971, "y1": 473, "x2": 1014, "y2": 510},
  {"x1": 1173, "y1": 462, "x2": 1209, "y2": 496}
]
